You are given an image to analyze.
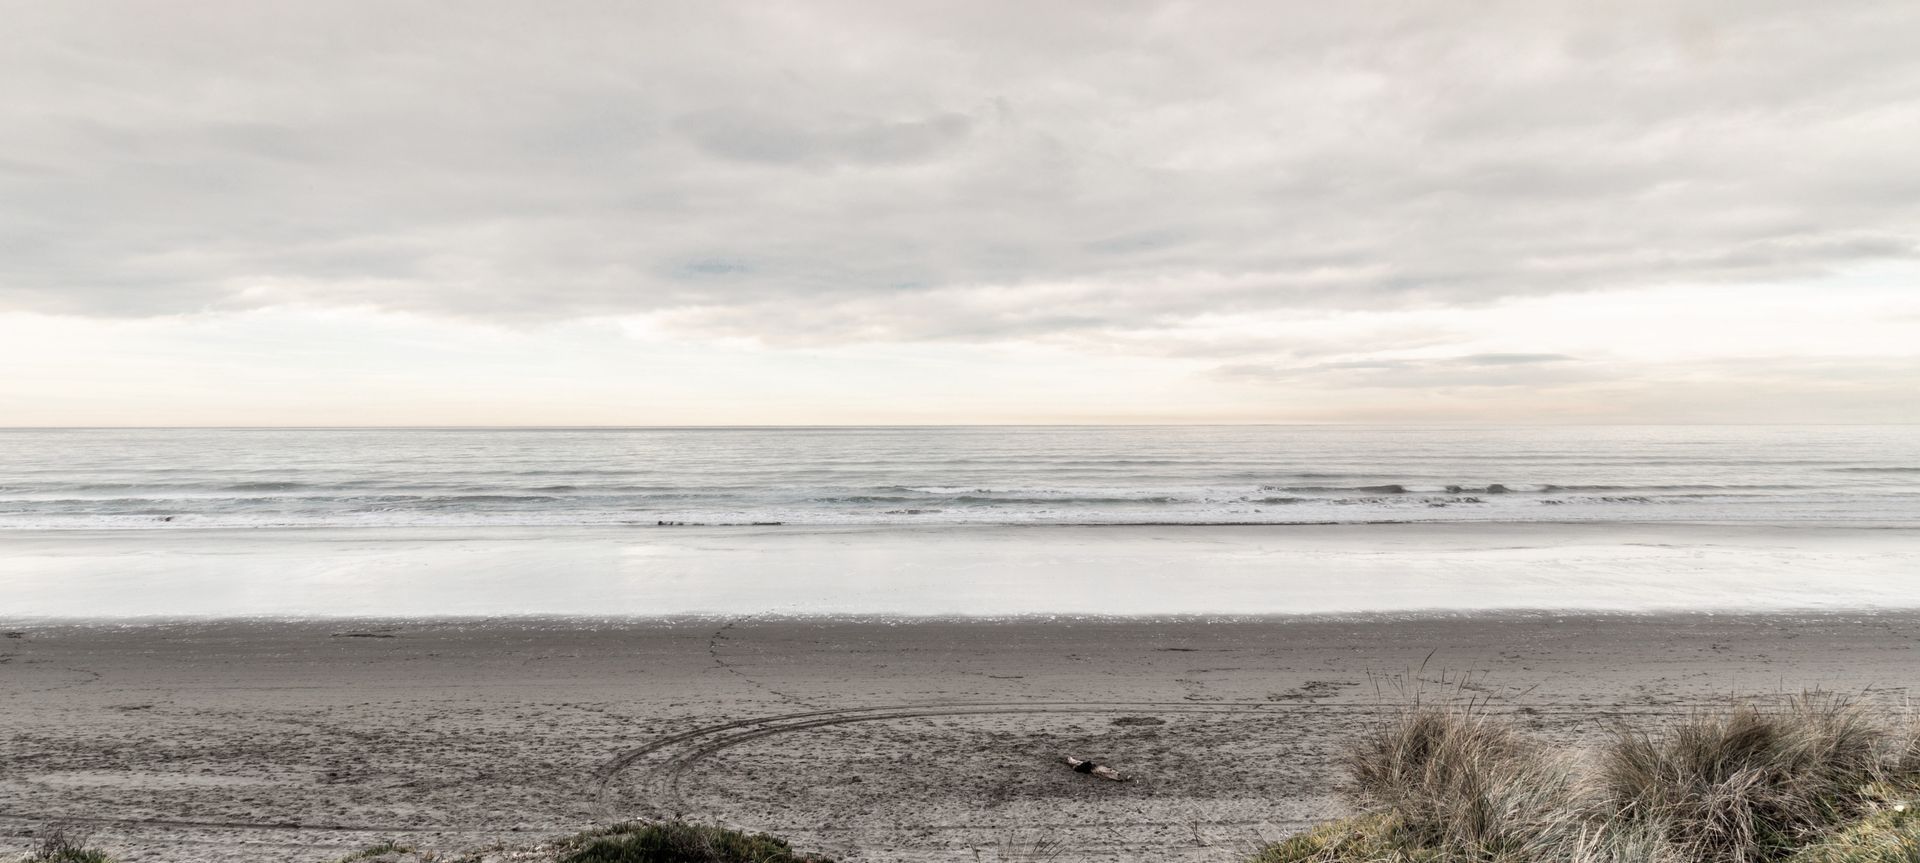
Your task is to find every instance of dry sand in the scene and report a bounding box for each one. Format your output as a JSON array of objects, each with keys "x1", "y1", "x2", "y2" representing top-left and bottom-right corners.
[{"x1": 3, "y1": 613, "x2": 1919, "y2": 861}]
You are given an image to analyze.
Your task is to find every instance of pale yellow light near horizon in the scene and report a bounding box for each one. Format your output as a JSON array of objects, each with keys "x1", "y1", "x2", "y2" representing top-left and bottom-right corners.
[{"x1": 3, "y1": 272, "x2": 1917, "y2": 427}]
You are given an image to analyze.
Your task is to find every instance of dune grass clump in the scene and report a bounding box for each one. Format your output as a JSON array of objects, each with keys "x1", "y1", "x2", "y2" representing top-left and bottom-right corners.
[
  {"x1": 336, "y1": 839, "x2": 416, "y2": 861},
  {"x1": 23, "y1": 851, "x2": 112, "y2": 863},
  {"x1": 1784, "y1": 798, "x2": 1920, "y2": 863},
  {"x1": 1247, "y1": 813, "x2": 1422, "y2": 863},
  {"x1": 1789, "y1": 791, "x2": 1920, "y2": 861},
  {"x1": 1252, "y1": 694, "x2": 1920, "y2": 863},
  {"x1": 21, "y1": 826, "x2": 114, "y2": 863},
  {"x1": 1888, "y1": 720, "x2": 1920, "y2": 784},
  {"x1": 1341, "y1": 704, "x2": 1581, "y2": 859},
  {"x1": 560, "y1": 821, "x2": 835, "y2": 863},
  {"x1": 1595, "y1": 696, "x2": 1889, "y2": 863}
]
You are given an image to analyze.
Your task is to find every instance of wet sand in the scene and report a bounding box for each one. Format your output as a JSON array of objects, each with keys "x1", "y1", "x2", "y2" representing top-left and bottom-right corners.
[
  {"x1": 7, "y1": 523, "x2": 1920, "y2": 617},
  {"x1": 4, "y1": 613, "x2": 1919, "y2": 861}
]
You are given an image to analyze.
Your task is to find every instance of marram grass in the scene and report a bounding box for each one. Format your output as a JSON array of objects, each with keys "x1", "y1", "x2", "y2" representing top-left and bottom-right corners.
[
  {"x1": 1249, "y1": 814, "x2": 1437, "y2": 863},
  {"x1": 557, "y1": 821, "x2": 834, "y2": 863},
  {"x1": 1250, "y1": 694, "x2": 1920, "y2": 863},
  {"x1": 1785, "y1": 796, "x2": 1920, "y2": 863}
]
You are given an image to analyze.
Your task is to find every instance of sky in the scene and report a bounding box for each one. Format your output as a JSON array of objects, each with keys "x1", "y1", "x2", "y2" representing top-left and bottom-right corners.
[{"x1": 2, "y1": 1, "x2": 1918, "y2": 425}]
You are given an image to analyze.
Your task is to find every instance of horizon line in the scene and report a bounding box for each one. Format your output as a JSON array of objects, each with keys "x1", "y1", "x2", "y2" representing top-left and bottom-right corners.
[{"x1": 2, "y1": 422, "x2": 1914, "y2": 431}]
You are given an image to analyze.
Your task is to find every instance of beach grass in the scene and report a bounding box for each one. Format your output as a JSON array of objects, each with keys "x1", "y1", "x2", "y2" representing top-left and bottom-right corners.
[
  {"x1": 1250, "y1": 694, "x2": 1920, "y2": 863},
  {"x1": 20, "y1": 849, "x2": 112, "y2": 863},
  {"x1": 19, "y1": 827, "x2": 113, "y2": 863},
  {"x1": 307, "y1": 823, "x2": 834, "y2": 863},
  {"x1": 1786, "y1": 800, "x2": 1920, "y2": 863},
  {"x1": 557, "y1": 822, "x2": 834, "y2": 863},
  {"x1": 335, "y1": 840, "x2": 416, "y2": 861}
]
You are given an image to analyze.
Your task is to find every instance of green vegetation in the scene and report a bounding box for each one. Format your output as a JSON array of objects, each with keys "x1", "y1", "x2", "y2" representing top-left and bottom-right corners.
[
  {"x1": 1337, "y1": 697, "x2": 1577, "y2": 859},
  {"x1": 20, "y1": 827, "x2": 114, "y2": 863},
  {"x1": 1598, "y1": 698, "x2": 1888, "y2": 862},
  {"x1": 1252, "y1": 694, "x2": 1920, "y2": 863},
  {"x1": 558, "y1": 822, "x2": 834, "y2": 863},
  {"x1": 1787, "y1": 800, "x2": 1920, "y2": 863},
  {"x1": 1250, "y1": 814, "x2": 1426, "y2": 863},
  {"x1": 23, "y1": 849, "x2": 112, "y2": 863},
  {"x1": 337, "y1": 840, "x2": 417, "y2": 861}
]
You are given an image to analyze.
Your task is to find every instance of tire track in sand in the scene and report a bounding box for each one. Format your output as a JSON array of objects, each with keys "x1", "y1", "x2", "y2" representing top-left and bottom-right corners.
[
  {"x1": 0, "y1": 702, "x2": 1709, "y2": 839},
  {"x1": 591, "y1": 699, "x2": 1715, "y2": 822}
]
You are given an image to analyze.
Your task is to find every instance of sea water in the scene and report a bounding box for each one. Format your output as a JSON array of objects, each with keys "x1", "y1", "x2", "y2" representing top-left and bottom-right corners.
[
  {"x1": 2, "y1": 426, "x2": 1916, "y2": 530},
  {"x1": 5, "y1": 426, "x2": 1917, "y2": 616}
]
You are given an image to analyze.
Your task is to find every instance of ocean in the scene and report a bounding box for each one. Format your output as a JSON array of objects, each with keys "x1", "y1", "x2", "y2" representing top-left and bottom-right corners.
[
  {"x1": 2, "y1": 426, "x2": 1917, "y2": 530},
  {"x1": 5, "y1": 426, "x2": 1918, "y2": 617}
]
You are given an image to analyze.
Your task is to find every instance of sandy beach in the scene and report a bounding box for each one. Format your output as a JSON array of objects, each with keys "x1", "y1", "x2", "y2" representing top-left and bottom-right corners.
[{"x1": 4, "y1": 612, "x2": 1918, "y2": 862}]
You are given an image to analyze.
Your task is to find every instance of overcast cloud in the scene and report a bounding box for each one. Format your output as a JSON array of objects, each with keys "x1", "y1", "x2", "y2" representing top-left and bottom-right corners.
[{"x1": 2, "y1": 1, "x2": 1918, "y2": 423}]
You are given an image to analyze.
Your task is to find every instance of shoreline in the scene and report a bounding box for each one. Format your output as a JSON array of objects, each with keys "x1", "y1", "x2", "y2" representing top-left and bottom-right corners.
[
  {"x1": 11, "y1": 605, "x2": 1920, "y2": 626},
  {"x1": 6, "y1": 518, "x2": 1920, "y2": 532},
  {"x1": 5, "y1": 521, "x2": 1918, "y2": 618}
]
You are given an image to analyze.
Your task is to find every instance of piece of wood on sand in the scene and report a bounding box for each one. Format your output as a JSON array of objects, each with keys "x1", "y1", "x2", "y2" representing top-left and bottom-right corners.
[{"x1": 1062, "y1": 755, "x2": 1127, "y2": 781}]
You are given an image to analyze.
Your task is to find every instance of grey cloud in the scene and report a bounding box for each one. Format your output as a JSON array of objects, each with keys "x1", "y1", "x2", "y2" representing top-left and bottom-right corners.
[
  {"x1": 2, "y1": 1, "x2": 1918, "y2": 342},
  {"x1": 679, "y1": 110, "x2": 974, "y2": 167},
  {"x1": 1458, "y1": 354, "x2": 1578, "y2": 366},
  {"x1": 1218, "y1": 354, "x2": 1598, "y2": 388}
]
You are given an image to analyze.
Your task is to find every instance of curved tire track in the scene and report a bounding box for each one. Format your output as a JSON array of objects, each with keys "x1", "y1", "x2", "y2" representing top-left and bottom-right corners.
[
  {"x1": 592, "y1": 699, "x2": 1712, "y2": 821},
  {"x1": 0, "y1": 701, "x2": 1710, "y2": 840}
]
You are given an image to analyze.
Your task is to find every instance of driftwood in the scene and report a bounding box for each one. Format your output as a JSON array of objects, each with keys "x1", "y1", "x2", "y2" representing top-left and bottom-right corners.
[{"x1": 1062, "y1": 755, "x2": 1126, "y2": 781}]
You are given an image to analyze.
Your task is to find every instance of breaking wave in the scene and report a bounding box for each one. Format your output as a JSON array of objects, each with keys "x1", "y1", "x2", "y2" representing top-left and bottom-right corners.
[{"x1": 0, "y1": 426, "x2": 1915, "y2": 528}]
